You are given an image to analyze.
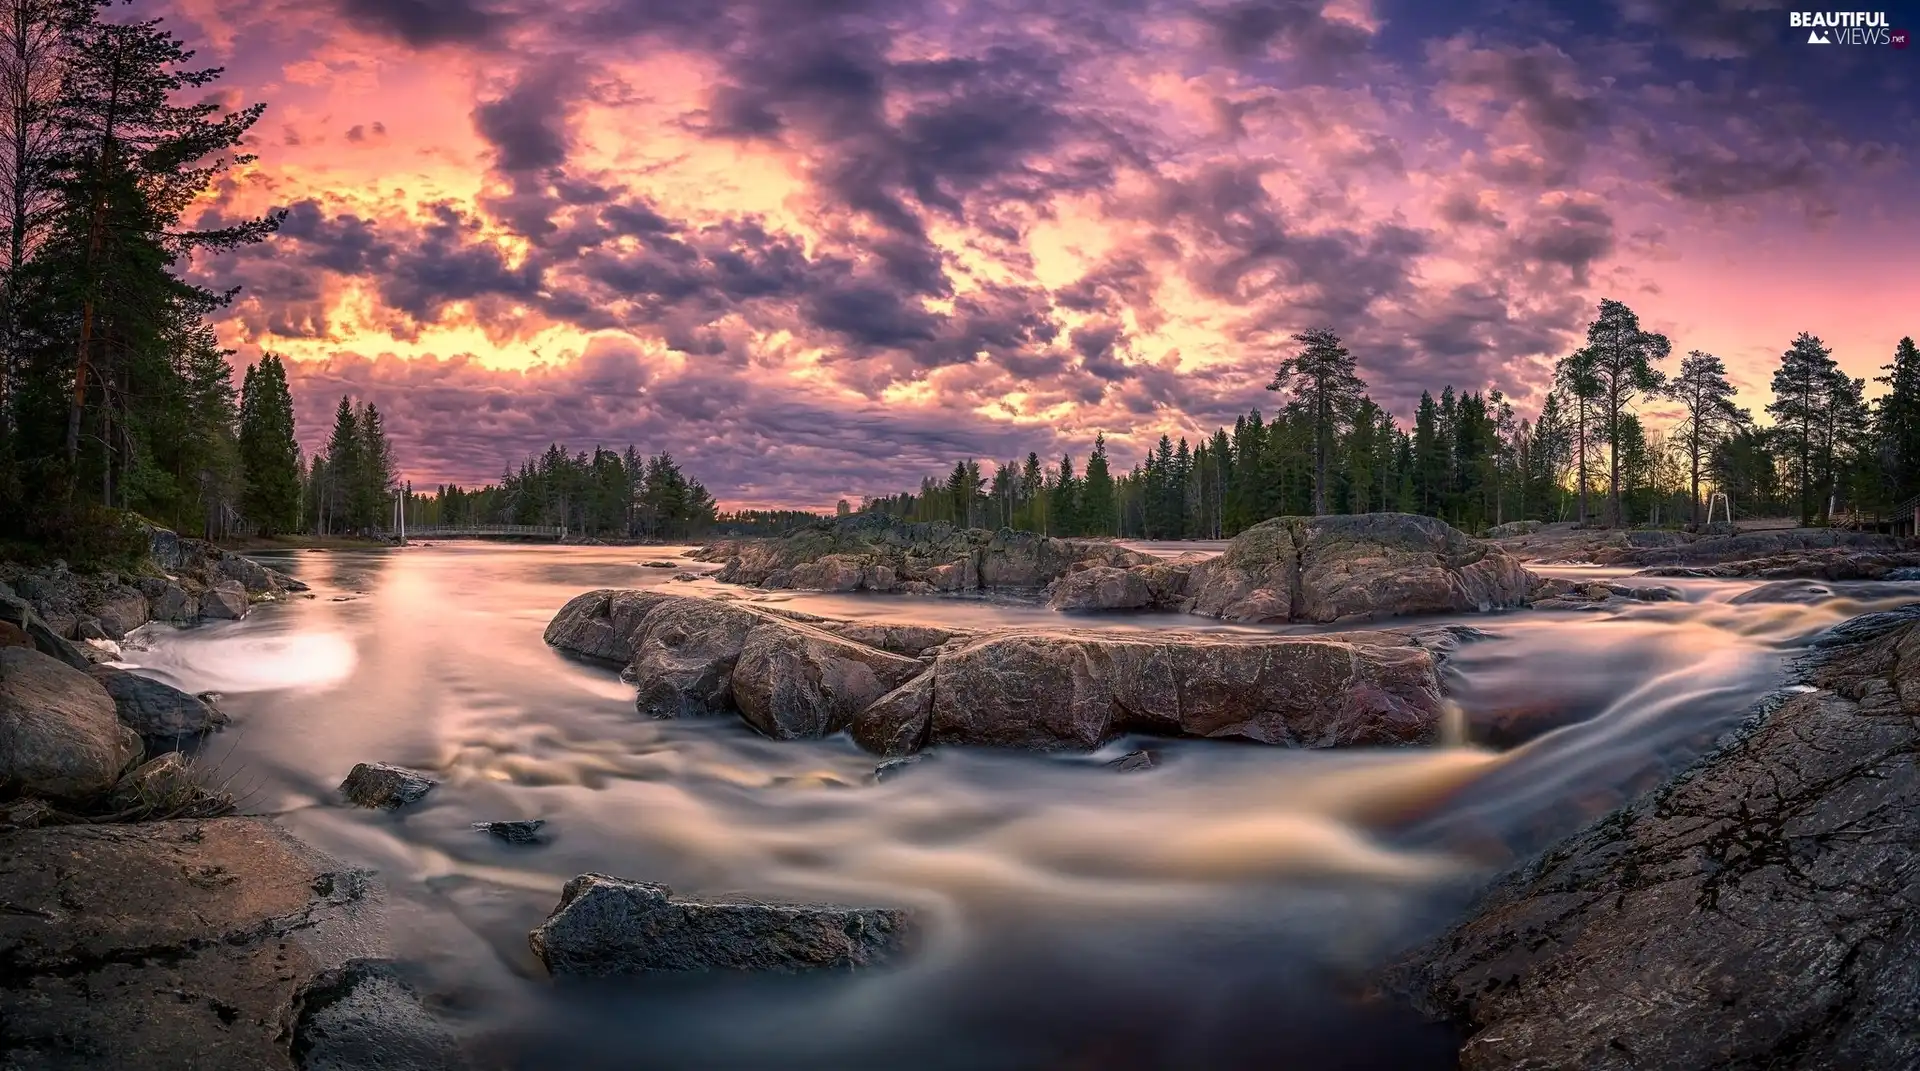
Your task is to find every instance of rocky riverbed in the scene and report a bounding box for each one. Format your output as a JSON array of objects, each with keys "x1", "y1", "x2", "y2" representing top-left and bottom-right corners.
[{"x1": 5, "y1": 523, "x2": 1917, "y2": 1069}]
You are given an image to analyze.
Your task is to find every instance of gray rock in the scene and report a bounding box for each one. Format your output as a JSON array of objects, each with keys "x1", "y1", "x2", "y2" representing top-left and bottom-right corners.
[
  {"x1": 1483, "y1": 520, "x2": 1541, "y2": 538},
  {"x1": 339, "y1": 762, "x2": 437, "y2": 810},
  {"x1": 1106, "y1": 748, "x2": 1159, "y2": 772},
  {"x1": 87, "y1": 666, "x2": 228, "y2": 743},
  {"x1": 199, "y1": 579, "x2": 248, "y2": 620},
  {"x1": 1388, "y1": 611, "x2": 1920, "y2": 1070},
  {"x1": 0, "y1": 647, "x2": 143, "y2": 800},
  {"x1": 148, "y1": 582, "x2": 196, "y2": 622},
  {"x1": 528, "y1": 873, "x2": 910, "y2": 976},
  {"x1": 0, "y1": 818, "x2": 460, "y2": 1070},
  {"x1": 473, "y1": 819, "x2": 545, "y2": 844},
  {"x1": 849, "y1": 671, "x2": 936, "y2": 756},
  {"x1": 639, "y1": 560, "x2": 678, "y2": 568},
  {"x1": 92, "y1": 586, "x2": 149, "y2": 639},
  {"x1": 293, "y1": 961, "x2": 467, "y2": 1071},
  {"x1": 0, "y1": 592, "x2": 91, "y2": 670}
]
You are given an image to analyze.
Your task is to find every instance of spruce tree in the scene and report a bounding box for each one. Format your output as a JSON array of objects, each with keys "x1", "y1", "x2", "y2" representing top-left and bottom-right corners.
[
  {"x1": 320, "y1": 395, "x2": 359, "y2": 533},
  {"x1": 237, "y1": 353, "x2": 300, "y2": 533},
  {"x1": 357, "y1": 402, "x2": 393, "y2": 528},
  {"x1": 1081, "y1": 434, "x2": 1115, "y2": 536},
  {"x1": 1267, "y1": 327, "x2": 1365, "y2": 515},
  {"x1": 1876, "y1": 337, "x2": 1920, "y2": 503},
  {"x1": 1767, "y1": 332, "x2": 1838, "y2": 525},
  {"x1": 1049, "y1": 453, "x2": 1079, "y2": 536}
]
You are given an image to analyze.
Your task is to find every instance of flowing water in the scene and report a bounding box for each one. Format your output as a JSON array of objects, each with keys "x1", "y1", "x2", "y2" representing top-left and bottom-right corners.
[{"x1": 116, "y1": 544, "x2": 1919, "y2": 1070}]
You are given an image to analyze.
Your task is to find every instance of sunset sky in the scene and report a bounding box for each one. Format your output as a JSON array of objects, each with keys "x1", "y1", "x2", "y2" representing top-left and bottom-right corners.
[{"x1": 165, "y1": 0, "x2": 1919, "y2": 509}]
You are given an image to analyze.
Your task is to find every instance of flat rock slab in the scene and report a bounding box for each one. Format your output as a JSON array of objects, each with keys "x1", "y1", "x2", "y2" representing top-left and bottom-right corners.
[
  {"x1": 1389, "y1": 609, "x2": 1920, "y2": 1070},
  {"x1": 0, "y1": 818, "x2": 463, "y2": 1070},
  {"x1": 340, "y1": 762, "x2": 438, "y2": 809},
  {"x1": 528, "y1": 873, "x2": 910, "y2": 976}
]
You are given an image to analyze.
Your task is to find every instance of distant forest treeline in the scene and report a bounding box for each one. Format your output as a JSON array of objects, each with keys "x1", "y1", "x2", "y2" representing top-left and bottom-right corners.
[{"x1": 860, "y1": 304, "x2": 1920, "y2": 538}]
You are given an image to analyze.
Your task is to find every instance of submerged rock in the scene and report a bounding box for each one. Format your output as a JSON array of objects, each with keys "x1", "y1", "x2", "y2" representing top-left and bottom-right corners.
[
  {"x1": 1105, "y1": 748, "x2": 1160, "y2": 772},
  {"x1": 528, "y1": 873, "x2": 910, "y2": 976},
  {"x1": 339, "y1": 762, "x2": 438, "y2": 810},
  {"x1": 1388, "y1": 607, "x2": 1920, "y2": 1070},
  {"x1": 473, "y1": 819, "x2": 546, "y2": 844},
  {"x1": 870, "y1": 755, "x2": 924, "y2": 783},
  {"x1": 87, "y1": 665, "x2": 229, "y2": 744},
  {"x1": 0, "y1": 647, "x2": 143, "y2": 801},
  {"x1": 0, "y1": 818, "x2": 463, "y2": 1070}
]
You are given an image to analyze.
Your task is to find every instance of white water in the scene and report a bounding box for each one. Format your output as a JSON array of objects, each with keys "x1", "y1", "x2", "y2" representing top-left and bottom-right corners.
[{"x1": 118, "y1": 544, "x2": 1918, "y2": 1070}]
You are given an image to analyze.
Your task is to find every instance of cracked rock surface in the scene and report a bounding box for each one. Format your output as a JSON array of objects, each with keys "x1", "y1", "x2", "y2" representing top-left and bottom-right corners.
[
  {"x1": 1386, "y1": 606, "x2": 1920, "y2": 1071},
  {"x1": 0, "y1": 818, "x2": 464, "y2": 1070}
]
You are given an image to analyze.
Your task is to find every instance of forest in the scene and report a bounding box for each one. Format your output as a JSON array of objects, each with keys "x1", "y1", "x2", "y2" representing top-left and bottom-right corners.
[{"x1": 862, "y1": 309, "x2": 1920, "y2": 540}]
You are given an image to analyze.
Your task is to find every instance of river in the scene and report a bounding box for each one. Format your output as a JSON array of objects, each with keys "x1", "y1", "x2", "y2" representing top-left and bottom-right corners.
[{"x1": 115, "y1": 544, "x2": 1919, "y2": 1070}]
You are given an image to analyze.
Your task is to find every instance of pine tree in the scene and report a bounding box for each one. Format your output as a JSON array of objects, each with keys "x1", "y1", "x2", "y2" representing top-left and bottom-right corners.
[
  {"x1": 1768, "y1": 332, "x2": 1838, "y2": 525},
  {"x1": 1554, "y1": 348, "x2": 1602, "y2": 524},
  {"x1": 356, "y1": 402, "x2": 393, "y2": 528},
  {"x1": 1267, "y1": 327, "x2": 1365, "y2": 515},
  {"x1": 1049, "y1": 453, "x2": 1079, "y2": 536},
  {"x1": 1666, "y1": 351, "x2": 1742, "y2": 527},
  {"x1": 320, "y1": 395, "x2": 359, "y2": 533},
  {"x1": 1081, "y1": 433, "x2": 1115, "y2": 536},
  {"x1": 237, "y1": 353, "x2": 300, "y2": 533},
  {"x1": 1580, "y1": 299, "x2": 1670, "y2": 527},
  {"x1": 1877, "y1": 337, "x2": 1920, "y2": 503}
]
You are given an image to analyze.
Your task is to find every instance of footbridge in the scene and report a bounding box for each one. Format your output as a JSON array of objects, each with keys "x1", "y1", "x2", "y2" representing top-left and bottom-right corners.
[{"x1": 397, "y1": 524, "x2": 567, "y2": 541}]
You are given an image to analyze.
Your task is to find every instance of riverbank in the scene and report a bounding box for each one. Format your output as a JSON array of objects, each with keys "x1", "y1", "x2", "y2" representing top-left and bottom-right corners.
[{"x1": 8, "y1": 530, "x2": 1915, "y2": 1068}]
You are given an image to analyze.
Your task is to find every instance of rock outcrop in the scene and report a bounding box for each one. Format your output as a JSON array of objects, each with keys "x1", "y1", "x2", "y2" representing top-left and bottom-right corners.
[
  {"x1": 0, "y1": 818, "x2": 464, "y2": 1070},
  {"x1": 548, "y1": 590, "x2": 1456, "y2": 754},
  {"x1": 528, "y1": 873, "x2": 910, "y2": 976},
  {"x1": 1388, "y1": 606, "x2": 1920, "y2": 1070},
  {"x1": 856, "y1": 627, "x2": 1450, "y2": 753},
  {"x1": 1044, "y1": 513, "x2": 1535, "y2": 624},
  {"x1": 0, "y1": 525, "x2": 307, "y2": 641},
  {"x1": 690, "y1": 513, "x2": 1155, "y2": 594},
  {"x1": 1637, "y1": 547, "x2": 1920, "y2": 581},
  {"x1": 0, "y1": 647, "x2": 143, "y2": 800},
  {"x1": 1526, "y1": 576, "x2": 1685, "y2": 611}
]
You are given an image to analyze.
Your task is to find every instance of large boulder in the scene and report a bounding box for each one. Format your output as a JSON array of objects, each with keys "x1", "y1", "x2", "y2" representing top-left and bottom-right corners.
[
  {"x1": 528, "y1": 873, "x2": 909, "y2": 976},
  {"x1": 1388, "y1": 608, "x2": 1920, "y2": 1070},
  {"x1": 1184, "y1": 514, "x2": 1534, "y2": 624},
  {"x1": 92, "y1": 586, "x2": 150, "y2": 639},
  {"x1": 730, "y1": 623, "x2": 922, "y2": 740},
  {"x1": 0, "y1": 647, "x2": 143, "y2": 800},
  {"x1": 543, "y1": 589, "x2": 677, "y2": 664},
  {"x1": 198, "y1": 579, "x2": 248, "y2": 620},
  {"x1": 0, "y1": 818, "x2": 464, "y2": 1069},
  {"x1": 87, "y1": 666, "x2": 228, "y2": 744}
]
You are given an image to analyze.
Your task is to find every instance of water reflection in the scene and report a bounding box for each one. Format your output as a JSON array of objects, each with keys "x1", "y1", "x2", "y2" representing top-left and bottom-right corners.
[{"x1": 117, "y1": 542, "x2": 1916, "y2": 1070}]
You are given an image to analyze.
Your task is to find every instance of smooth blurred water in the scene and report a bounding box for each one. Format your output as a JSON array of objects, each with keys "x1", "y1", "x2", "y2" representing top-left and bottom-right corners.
[{"x1": 116, "y1": 543, "x2": 1918, "y2": 1070}]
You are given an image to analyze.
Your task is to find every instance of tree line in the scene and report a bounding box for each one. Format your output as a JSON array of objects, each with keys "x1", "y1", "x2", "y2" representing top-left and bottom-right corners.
[
  {"x1": 409, "y1": 445, "x2": 718, "y2": 540},
  {"x1": 0, "y1": 0, "x2": 281, "y2": 549},
  {"x1": 860, "y1": 302, "x2": 1920, "y2": 538}
]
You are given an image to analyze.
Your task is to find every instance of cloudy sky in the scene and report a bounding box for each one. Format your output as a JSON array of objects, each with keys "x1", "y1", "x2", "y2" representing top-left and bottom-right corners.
[{"x1": 167, "y1": 0, "x2": 1918, "y2": 508}]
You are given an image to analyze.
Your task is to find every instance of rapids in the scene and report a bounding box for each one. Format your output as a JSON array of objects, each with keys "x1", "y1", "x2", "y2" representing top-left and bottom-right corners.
[{"x1": 115, "y1": 543, "x2": 1919, "y2": 1070}]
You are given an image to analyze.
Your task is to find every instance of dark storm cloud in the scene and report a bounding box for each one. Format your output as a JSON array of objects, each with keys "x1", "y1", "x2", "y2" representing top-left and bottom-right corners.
[
  {"x1": 336, "y1": 0, "x2": 508, "y2": 47},
  {"x1": 472, "y1": 63, "x2": 581, "y2": 172}
]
